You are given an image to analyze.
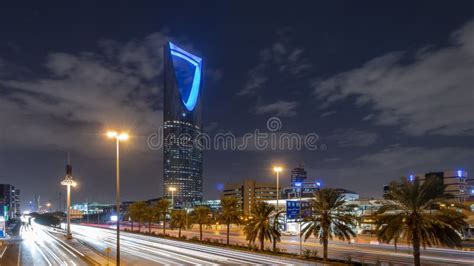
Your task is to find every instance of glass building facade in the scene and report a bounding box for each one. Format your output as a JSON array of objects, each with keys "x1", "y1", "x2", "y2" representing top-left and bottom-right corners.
[{"x1": 163, "y1": 42, "x2": 203, "y2": 207}]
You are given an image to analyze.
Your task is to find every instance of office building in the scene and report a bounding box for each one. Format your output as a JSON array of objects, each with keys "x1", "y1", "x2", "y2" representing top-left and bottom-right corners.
[
  {"x1": 163, "y1": 42, "x2": 203, "y2": 207},
  {"x1": 290, "y1": 164, "x2": 307, "y2": 187},
  {"x1": 399, "y1": 170, "x2": 469, "y2": 202},
  {"x1": 0, "y1": 184, "x2": 20, "y2": 220},
  {"x1": 222, "y1": 179, "x2": 277, "y2": 215}
]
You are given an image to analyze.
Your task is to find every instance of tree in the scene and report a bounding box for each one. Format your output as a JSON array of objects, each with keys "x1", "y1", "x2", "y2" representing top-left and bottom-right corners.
[
  {"x1": 218, "y1": 197, "x2": 242, "y2": 245},
  {"x1": 374, "y1": 177, "x2": 467, "y2": 266},
  {"x1": 191, "y1": 206, "x2": 213, "y2": 241},
  {"x1": 243, "y1": 201, "x2": 281, "y2": 251},
  {"x1": 127, "y1": 201, "x2": 148, "y2": 232},
  {"x1": 301, "y1": 188, "x2": 356, "y2": 261},
  {"x1": 170, "y1": 209, "x2": 187, "y2": 238},
  {"x1": 143, "y1": 205, "x2": 157, "y2": 233},
  {"x1": 154, "y1": 199, "x2": 171, "y2": 235}
]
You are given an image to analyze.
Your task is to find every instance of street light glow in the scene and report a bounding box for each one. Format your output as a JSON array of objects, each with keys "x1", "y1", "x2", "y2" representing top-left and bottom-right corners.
[
  {"x1": 107, "y1": 130, "x2": 129, "y2": 141},
  {"x1": 273, "y1": 166, "x2": 283, "y2": 173},
  {"x1": 118, "y1": 133, "x2": 129, "y2": 141},
  {"x1": 107, "y1": 131, "x2": 118, "y2": 138},
  {"x1": 169, "y1": 187, "x2": 176, "y2": 192}
]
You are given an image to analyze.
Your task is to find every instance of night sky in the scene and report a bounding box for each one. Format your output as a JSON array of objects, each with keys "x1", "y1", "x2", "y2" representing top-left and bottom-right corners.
[{"x1": 0, "y1": 1, "x2": 473, "y2": 209}]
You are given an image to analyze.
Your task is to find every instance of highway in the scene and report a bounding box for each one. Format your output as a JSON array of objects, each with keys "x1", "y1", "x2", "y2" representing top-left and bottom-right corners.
[
  {"x1": 1, "y1": 222, "x2": 95, "y2": 266},
  {"x1": 2, "y1": 222, "x2": 473, "y2": 265},
  {"x1": 81, "y1": 223, "x2": 474, "y2": 265},
  {"x1": 69, "y1": 224, "x2": 307, "y2": 265}
]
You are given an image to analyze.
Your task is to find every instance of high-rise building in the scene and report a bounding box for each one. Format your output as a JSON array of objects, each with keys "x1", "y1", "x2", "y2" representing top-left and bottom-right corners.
[
  {"x1": 163, "y1": 42, "x2": 203, "y2": 207},
  {"x1": 222, "y1": 179, "x2": 277, "y2": 215},
  {"x1": 290, "y1": 164, "x2": 307, "y2": 187}
]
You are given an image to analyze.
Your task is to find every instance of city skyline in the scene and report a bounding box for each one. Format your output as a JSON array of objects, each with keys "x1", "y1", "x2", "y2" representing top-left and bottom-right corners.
[{"x1": 0, "y1": 2, "x2": 472, "y2": 209}]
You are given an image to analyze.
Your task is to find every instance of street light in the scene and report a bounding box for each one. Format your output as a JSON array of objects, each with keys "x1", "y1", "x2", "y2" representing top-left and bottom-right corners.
[
  {"x1": 46, "y1": 202, "x2": 52, "y2": 212},
  {"x1": 106, "y1": 130, "x2": 129, "y2": 266},
  {"x1": 169, "y1": 187, "x2": 176, "y2": 209},
  {"x1": 61, "y1": 162, "x2": 76, "y2": 239},
  {"x1": 273, "y1": 166, "x2": 283, "y2": 210}
]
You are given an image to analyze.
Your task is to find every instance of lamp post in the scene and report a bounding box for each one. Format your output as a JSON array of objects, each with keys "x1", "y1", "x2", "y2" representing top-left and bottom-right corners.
[
  {"x1": 295, "y1": 182, "x2": 303, "y2": 256},
  {"x1": 61, "y1": 159, "x2": 76, "y2": 239},
  {"x1": 169, "y1": 187, "x2": 176, "y2": 209},
  {"x1": 106, "y1": 130, "x2": 129, "y2": 266},
  {"x1": 273, "y1": 166, "x2": 283, "y2": 210}
]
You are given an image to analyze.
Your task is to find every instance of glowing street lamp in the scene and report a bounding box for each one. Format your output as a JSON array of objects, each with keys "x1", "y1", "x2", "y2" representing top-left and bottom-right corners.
[
  {"x1": 61, "y1": 158, "x2": 76, "y2": 239},
  {"x1": 169, "y1": 187, "x2": 176, "y2": 209},
  {"x1": 273, "y1": 166, "x2": 283, "y2": 210},
  {"x1": 106, "y1": 130, "x2": 129, "y2": 266}
]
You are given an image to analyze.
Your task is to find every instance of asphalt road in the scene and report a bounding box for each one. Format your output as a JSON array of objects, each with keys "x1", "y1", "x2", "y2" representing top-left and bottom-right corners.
[
  {"x1": 84, "y1": 223, "x2": 474, "y2": 265},
  {"x1": 70, "y1": 224, "x2": 309, "y2": 265},
  {"x1": 1, "y1": 223, "x2": 92, "y2": 266}
]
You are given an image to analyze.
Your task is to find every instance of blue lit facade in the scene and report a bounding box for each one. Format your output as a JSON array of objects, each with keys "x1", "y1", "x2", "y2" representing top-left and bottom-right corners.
[{"x1": 163, "y1": 42, "x2": 203, "y2": 207}]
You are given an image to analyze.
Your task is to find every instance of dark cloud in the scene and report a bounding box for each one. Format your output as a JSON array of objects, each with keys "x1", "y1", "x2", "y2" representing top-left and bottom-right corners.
[
  {"x1": 255, "y1": 100, "x2": 298, "y2": 117},
  {"x1": 328, "y1": 129, "x2": 378, "y2": 147},
  {"x1": 238, "y1": 34, "x2": 311, "y2": 96},
  {"x1": 0, "y1": 32, "x2": 174, "y2": 155},
  {"x1": 313, "y1": 20, "x2": 474, "y2": 136}
]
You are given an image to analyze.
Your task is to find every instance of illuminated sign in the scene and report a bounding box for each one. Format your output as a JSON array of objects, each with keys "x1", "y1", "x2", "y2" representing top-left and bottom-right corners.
[{"x1": 169, "y1": 42, "x2": 202, "y2": 112}]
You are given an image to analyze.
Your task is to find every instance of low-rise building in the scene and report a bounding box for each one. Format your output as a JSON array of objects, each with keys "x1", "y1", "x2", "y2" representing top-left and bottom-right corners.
[{"x1": 222, "y1": 179, "x2": 277, "y2": 215}]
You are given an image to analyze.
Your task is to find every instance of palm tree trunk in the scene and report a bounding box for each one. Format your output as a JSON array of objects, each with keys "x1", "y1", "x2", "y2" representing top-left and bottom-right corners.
[
  {"x1": 179, "y1": 227, "x2": 182, "y2": 238},
  {"x1": 412, "y1": 233, "x2": 421, "y2": 266},
  {"x1": 199, "y1": 224, "x2": 203, "y2": 241},
  {"x1": 323, "y1": 237, "x2": 328, "y2": 261},
  {"x1": 149, "y1": 221, "x2": 152, "y2": 233},
  {"x1": 163, "y1": 216, "x2": 166, "y2": 235},
  {"x1": 131, "y1": 221, "x2": 134, "y2": 232},
  {"x1": 272, "y1": 237, "x2": 276, "y2": 252},
  {"x1": 260, "y1": 234, "x2": 264, "y2": 251},
  {"x1": 226, "y1": 223, "x2": 230, "y2": 245},
  {"x1": 138, "y1": 220, "x2": 141, "y2": 232}
]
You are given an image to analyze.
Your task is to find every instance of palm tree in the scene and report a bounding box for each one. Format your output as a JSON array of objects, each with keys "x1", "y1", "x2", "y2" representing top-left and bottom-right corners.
[
  {"x1": 154, "y1": 199, "x2": 171, "y2": 235},
  {"x1": 191, "y1": 206, "x2": 213, "y2": 241},
  {"x1": 374, "y1": 177, "x2": 467, "y2": 266},
  {"x1": 127, "y1": 201, "x2": 148, "y2": 232},
  {"x1": 301, "y1": 188, "x2": 356, "y2": 261},
  {"x1": 243, "y1": 201, "x2": 281, "y2": 251},
  {"x1": 170, "y1": 209, "x2": 187, "y2": 238},
  {"x1": 218, "y1": 197, "x2": 242, "y2": 245}
]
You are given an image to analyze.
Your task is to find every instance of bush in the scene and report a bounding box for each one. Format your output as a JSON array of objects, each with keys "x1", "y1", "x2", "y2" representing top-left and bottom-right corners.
[
  {"x1": 180, "y1": 235, "x2": 187, "y2": 240},
  {"x1": 191, "y1": 236, "x2": 199, "y2": 241},
  {"x1": 302, "y1": 249, "x2": 318, "y2": 259},
  {"x1": 212, "y1": 239, "x2": 220, "y2": 244}
]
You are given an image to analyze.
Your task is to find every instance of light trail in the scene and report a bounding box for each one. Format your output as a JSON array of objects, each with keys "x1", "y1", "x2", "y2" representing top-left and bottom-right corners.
[{"x1": 70, "y1": 224, "x2": 303, "y2": 265}]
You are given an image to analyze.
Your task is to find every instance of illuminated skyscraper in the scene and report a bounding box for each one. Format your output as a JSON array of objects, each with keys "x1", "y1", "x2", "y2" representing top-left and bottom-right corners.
[{"x1": 163, "y1": 42, "x2": 203, "y2": 207}]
